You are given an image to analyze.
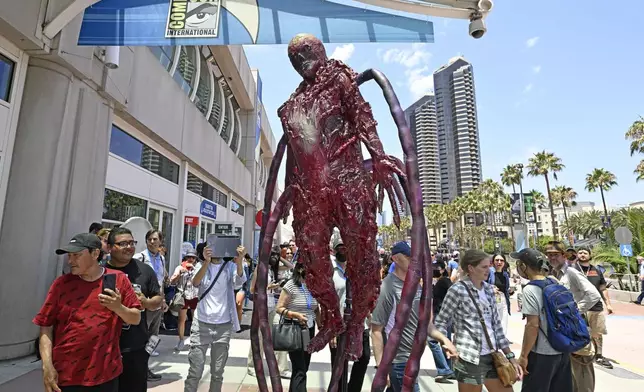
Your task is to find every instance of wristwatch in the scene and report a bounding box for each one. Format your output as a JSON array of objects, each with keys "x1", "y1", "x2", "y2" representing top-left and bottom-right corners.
[{"x1": 505, "y1": 352, "x2": 515, "y2": 360}]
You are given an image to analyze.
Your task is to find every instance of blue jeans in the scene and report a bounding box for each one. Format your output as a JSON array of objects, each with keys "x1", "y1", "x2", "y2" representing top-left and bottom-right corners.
[
  {"x1": 636, "y1": 281, "x2": 644, "y2": 304},
  {"x1": 389, "y1": 362, "x2": 420, "y2": 392},
  {"x1": 428, "y1": 339, "x2": 453, "y2": 376}
]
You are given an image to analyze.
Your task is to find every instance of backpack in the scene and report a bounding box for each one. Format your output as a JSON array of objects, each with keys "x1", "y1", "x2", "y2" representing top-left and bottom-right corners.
[{"x1": 527, "y1": 277, "x2": 590, "y2": 353}]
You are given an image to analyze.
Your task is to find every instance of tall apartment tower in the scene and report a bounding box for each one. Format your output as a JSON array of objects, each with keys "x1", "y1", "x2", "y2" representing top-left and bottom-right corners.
[
  {"x1": 433, "y1": 56, "x2": 482, "y2": 203},
  {"x1": 404, "y1": 95, "x2": 441, "y2": 207}
]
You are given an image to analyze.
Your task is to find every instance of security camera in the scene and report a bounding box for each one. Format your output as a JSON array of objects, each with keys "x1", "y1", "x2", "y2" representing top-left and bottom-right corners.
[
  {"x1": 104, "y1": 46, "x2": 120, "y2": 69},
  {"x1": 469, "y1": 14, "x2": 486, "y2": 39}
]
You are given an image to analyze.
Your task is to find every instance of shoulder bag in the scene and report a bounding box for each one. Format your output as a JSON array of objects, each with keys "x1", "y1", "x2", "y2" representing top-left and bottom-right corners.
[
  {"x1": 462, "y1": 282, "x2": 517, "y2": 387},
  {"x1": 199, "y1": 259, "x2": 231, "y2": 301},
  {"x1": 272, "y1": 309, "x2": 306, "y2": 352},
  {"x1": 169, "y1": 272, "x2": 188, "y2": 312}
]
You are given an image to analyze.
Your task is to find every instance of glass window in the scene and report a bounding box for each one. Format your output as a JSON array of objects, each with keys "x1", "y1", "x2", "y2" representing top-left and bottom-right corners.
[
  {"x1": 230, "y1": 109, "x2": 240, "y2": 153},
  {"x1": 209, "y1": 78, "x2": 223, "y2": 131},
  {"x1": 102, "y1": 188, "x2": 148, "y2": 222},
  {"x1": 231, "y1": 199, "x2": 244, "y2": 216},
  {"x1": 0, "y1": 53, "x2": 14, "y2": 103},
  {"x1": 110, "y1": 125, "x2": 179, "y2": 184},
  {"x1": 174, "y1": 46, "x2": 196, "y2": 95},
  {"x1": 149, "y1": 46, "x2": 174, "y2": 71},
  {"x1": 194, "y1": 54, "x2": 212, "y2": 116},
  {"x1": 187, "y1": 171, "x2": 228, "y2": 207},
  {"x1": 220, "y1": 98, "x2": 232, "y2": 144}
]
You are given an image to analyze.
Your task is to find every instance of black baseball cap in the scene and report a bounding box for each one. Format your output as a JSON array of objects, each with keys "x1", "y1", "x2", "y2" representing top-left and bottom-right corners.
[
  {"x1": 56, "y1": 233, "x2": 102, "y2": 255},
  {"x1": 510, "y1": 248, "x2": 546, "y2": 269}
]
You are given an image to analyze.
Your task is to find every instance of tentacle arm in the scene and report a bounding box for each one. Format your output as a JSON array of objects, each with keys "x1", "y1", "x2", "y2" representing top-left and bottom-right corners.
[
  {"x1": 252, "y1": 135, "x2": 289, "y2": 392},
  {"x1": 358, "y1": 69, "x2": 430, "y2": 392}
]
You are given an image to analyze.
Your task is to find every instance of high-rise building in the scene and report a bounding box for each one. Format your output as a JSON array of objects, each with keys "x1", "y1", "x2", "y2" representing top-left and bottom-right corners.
[
  {"x1": 405, "y1": 95, "x2": 441, "y2": 207},
  {"x1": 433, "y1": 56, "x2": 482, "y2": 203}
]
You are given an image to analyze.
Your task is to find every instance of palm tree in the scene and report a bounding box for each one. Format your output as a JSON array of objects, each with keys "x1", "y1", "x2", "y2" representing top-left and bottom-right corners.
[
  {"x1": 626, "y1": 117, "x2": 644, "y2": 181},
  {"x1": 551, "y1": 185, "x2": 578, "y2": 230},
  {"x1": 527, "y1": 151, "x2": 565, "y2": 239},
  {"x1": 424, "y1": 204, "x2": 446, "y2": 249},
  {"x1": 585, "y1": 168, "x2": 618, "y2": 222},
  {"x1": 501, "y1": 164, "x2": 522, "y2": 196}
]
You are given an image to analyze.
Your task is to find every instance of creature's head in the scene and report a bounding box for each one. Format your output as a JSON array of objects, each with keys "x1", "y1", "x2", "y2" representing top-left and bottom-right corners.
[{"x1": 287, "y1": 34, "x2": 327, "y2": 81}]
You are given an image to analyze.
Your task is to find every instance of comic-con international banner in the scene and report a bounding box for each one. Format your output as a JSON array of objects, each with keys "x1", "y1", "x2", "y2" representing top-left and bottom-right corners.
[{"x1": 78, "y1": 0, "x2": 434, "y2": 46}]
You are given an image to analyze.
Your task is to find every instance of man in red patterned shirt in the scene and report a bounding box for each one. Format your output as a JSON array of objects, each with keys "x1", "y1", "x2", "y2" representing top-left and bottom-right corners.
[{"x1": 34, "y1": 233, "x2": 142, "y2": 392}]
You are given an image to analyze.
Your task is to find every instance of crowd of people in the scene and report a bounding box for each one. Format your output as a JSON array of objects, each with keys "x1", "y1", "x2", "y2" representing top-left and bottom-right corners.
[{"x1": 35, "y1": 222, "x2": 625, "y2": 392}]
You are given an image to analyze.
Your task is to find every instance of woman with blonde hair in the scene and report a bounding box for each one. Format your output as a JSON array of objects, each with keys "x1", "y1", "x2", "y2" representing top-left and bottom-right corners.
[{"x1": 435, "y1": 249, "x2": 522, "y2": 391}]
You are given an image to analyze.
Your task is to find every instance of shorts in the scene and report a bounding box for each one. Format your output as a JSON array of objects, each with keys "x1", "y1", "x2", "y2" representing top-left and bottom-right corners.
[
  {"x1": 586, "y1": 310, "x2": 607, "y2": 335},
  {"x1": 234, "y1": 288, "x2": 241, "y2": 295},
  {"x1": 183, "y1": 298, "x2": 198, "y2": 310},
  {"x1": 454, "y1": 354, "x2": 498, "y2": 385},
  {"x1": 60, "y1": 378, "x2": 118, "y2": 392}
]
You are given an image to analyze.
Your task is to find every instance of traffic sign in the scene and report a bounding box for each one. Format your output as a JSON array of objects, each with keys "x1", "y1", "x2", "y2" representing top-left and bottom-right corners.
[
  {"x1": 620, "y1": 244, "x2": 633, "y2": 257},
  {"x1": 615, "y1": 226, "x2": 633, "y2": 244}
]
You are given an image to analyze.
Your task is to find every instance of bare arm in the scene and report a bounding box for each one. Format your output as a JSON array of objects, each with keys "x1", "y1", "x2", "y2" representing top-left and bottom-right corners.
[
  {"x1": 520, "y1": 315, "x2": 540, "y2": 359},
  {"x1": 114, "y1": 303, "x2": 142, "y2": 325},
  {"x1": 39, "y1": 326, "x2": 55, "y2": 369},
  {"x1": 371, "y1": 324, "x2": 385, "y2": 366},
  {"x1": 141, "y1": 295, "x2": 163, "y2": 311}
]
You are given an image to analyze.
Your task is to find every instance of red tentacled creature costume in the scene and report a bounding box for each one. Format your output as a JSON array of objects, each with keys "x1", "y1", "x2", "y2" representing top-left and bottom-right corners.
[
  {"x1": 277, "y1": 33, "x2": 404, "y2": 359},
  {"x1": 251, "y1": 33, "x2": 433, "y2": 392}
]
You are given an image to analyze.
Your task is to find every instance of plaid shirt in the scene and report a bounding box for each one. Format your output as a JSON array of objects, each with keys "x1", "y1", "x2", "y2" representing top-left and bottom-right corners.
[{"x1": 434, "y1": 278, "x2": 510, "y2": 365}]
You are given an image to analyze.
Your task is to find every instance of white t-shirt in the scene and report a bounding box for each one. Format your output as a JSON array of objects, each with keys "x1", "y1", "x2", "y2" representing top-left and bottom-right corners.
[
  {"x1": 476, "y1": 286, "x2": 496, "y2": 356},
  {"x1": 197, "y1": 263, "x2": 231, "y2": 325}
]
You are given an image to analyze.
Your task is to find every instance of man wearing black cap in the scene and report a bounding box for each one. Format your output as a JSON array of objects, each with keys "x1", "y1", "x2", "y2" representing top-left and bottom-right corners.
[
  {"x1": 511, "y1": 248, "x2": 573, "y2": 392},
  {"x1": 576, "y1": 246, "x2": 613, "y2": 369},
  {"x1": 34, "y1": 233, "x2": 142, "y2": 392}
]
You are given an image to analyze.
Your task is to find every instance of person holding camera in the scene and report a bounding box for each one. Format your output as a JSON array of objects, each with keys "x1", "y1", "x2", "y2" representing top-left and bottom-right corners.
[
  {"x1": 34, "y1": 233, "x2": 142, "y2": 392},
  {"x1": 184, "y1": 243, "x2": 247, "y2": 392}
]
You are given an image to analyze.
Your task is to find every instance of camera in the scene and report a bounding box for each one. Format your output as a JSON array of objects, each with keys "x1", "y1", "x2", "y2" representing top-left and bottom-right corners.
[{"x1": 469, "y1": 15, "x2": 486, "y2": 39}]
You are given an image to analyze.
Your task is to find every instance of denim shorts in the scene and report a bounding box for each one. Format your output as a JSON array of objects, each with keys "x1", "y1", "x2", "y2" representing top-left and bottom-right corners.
[{"x1": 454, "y1": 354, "x2": 498, "y2": 385}]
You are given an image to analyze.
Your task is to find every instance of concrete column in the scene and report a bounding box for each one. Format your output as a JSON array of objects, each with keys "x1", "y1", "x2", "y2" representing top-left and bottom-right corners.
[
  {"x1": 172, "y1": 160, "x2": 189, "y2": 272},
  {"x1": 0, "y1": 58, "x2": 112, "y2": 360}
]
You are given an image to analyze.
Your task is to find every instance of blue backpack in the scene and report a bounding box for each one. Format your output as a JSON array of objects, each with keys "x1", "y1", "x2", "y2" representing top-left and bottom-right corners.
[{"x1": 527, "y1": 277, "x2": 590, "y2": 353}]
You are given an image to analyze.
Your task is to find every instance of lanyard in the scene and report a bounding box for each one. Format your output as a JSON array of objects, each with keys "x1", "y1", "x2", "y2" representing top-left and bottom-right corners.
[{"x1": 301, "y1": 284, "x2": 312, "y2": 310}]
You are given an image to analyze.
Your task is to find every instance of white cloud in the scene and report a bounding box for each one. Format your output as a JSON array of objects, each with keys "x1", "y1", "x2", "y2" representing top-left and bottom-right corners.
[
  {"x1": 523, "y1": 83, "x2": 534, "y2": 93},
  {"x1": 330, "y1": 44, "x2": 355, "y2": 62},
  {"x1": 533, "y1": 65, "x2": 542, "y2": 74},
  {"x1": 378, "y1": 44, "x2": 433, "y2": 99},
  {"x1": 526, "y1": 37, "x2": 540, "y2": 48},
  {"x1": 380, "y1": 44, "x2": 431, "y2": 68},
  {"x1": 407, "y1": 67, "x2": 434, "y2": 99}
]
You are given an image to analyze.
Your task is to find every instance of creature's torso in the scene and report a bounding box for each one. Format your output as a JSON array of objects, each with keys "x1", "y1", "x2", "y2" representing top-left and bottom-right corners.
[{"x1": 279, "y1": 64, "x2": 364, "y2": 187}]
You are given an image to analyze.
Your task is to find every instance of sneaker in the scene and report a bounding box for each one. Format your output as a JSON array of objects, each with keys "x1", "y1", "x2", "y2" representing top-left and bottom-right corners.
[
  {"x1": 280, "y1": 371, "x2": 292, "y2": 379},
  {"x1": 147, "y1": 370, "x2": 162, "y2": 381},
  {"x1": 150, "y1": 350, "x2": 160, "y2": 357},
  {"x1": 247, "y1": 369, "x2": 256, "y2": 377},
  {"x1": 174, "y1": 341, "x2": 185, "y2": 351},
  {"x1": 435, "y1": 376, "x2": 453, "y2": 384},
  {"x1": 595, "y1": 357, "x2": 613, "y2": 369},
  {"x1": 631, "y1": 301, "x2": 642, "y2": 305}
]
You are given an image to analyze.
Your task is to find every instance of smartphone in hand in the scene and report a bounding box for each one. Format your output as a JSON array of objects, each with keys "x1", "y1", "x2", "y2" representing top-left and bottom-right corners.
[{"x1": 103, "y1": 274, "x2": 116, "y2": 295}]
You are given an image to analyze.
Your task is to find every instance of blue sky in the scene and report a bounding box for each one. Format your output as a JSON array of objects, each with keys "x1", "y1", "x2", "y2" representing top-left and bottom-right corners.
[{"x1": 243, "y1": 0, "x2": 644, "y2": 220}]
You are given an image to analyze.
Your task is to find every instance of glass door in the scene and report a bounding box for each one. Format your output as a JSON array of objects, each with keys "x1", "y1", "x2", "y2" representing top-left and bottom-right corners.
[{"x1": 199, "y1": 219, "x2": 214, "y2": 244}]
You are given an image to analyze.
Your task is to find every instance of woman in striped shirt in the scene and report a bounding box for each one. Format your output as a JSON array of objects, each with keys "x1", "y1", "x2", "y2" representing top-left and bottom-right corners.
[{"x1": 275, "y1": 262, "x2": 320, "y2": 392}]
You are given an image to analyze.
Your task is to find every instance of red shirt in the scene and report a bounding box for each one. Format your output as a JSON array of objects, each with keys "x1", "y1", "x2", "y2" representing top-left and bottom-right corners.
[{"x1": 33, "y1": 269, "x2": 141, "y2": 386}]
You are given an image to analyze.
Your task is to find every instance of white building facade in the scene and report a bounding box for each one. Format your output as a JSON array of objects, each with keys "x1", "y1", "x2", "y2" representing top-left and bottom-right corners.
[{"x1": 0, "y1": 2, "x2": 278, "y2": 360}]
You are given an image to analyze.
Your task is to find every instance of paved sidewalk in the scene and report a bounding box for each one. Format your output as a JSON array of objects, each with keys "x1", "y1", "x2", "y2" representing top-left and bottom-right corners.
[{"x1": 2, "y1": 301, "x2": 643, "y2": 391}]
